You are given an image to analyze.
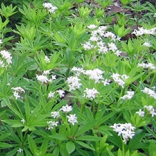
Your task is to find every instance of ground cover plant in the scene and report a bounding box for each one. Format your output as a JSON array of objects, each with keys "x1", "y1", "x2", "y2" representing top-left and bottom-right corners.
[{"x1": 0, "y1": 0, "x2": 156, "y2": 155}]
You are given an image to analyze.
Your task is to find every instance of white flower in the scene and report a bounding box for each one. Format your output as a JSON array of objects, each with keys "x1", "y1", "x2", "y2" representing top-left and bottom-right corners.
[
  {"x1": 48, "y1": 91, "x2": 55, "y2": 99},
  {"x1": 138, "y1": 62, "x2": 156, "y2": 70},
  {"x1": 13, "y1": 91, "x2": 21, "y2": 99},
  {"x1": 82, "y1": 41, "x2": 94, "y2": 50},
  {"x1": 144, "y1": 105, "x2": 156, "y2": 117},
  {"x1": 87, "y1": 24, "x2": 97, "y2": 29},
  {"x1": 60, "y1": 104, "x2": 72, "y2": 113},
  {"x1": 43, "y1": 2, "x2": 57, "y2": 13},
  {"x1": 36, "y1": 74, "x2": 48, "y2": 83},
  {"x1": 44, "y1": 55, "x2": 50, "y2": 63},
  {"x1": 51, "y1": 111, "x2": 60, "y2": 118},
  {"x1": 56, "y1": 89, "x2": 65, "y2": 98},
  {"x1": 108, "y1": 42, "x2": 117, "y2": 52},
  {"x1": 43, "y1": 70, "x2": 51, "y2": 75},
  {"x1": 71, "y1": 66, "x2": 84, "y2": 76},
  {"x1": 49, "y1": 75, "x2": 56, "y2": 83},
  {"x1": 0, "y1": 39, "x2": 2, "y2": 44},
  {"x1": 120, "y1": 91, "x2": 135, "y2": 100},
  {"x1": 142, "y1": 87, "x2": 156, "y2": 99},
  {"x1": 102, "y1": 79, "x2": 110, "y2": 86},
  {"x1": 17, "y1": 148, "x2": 23, "y2": 153},
  {"x1": 143, "y1": 42, "x2": 151, "y2": 47},
  {"x1": 21, "y1": 119, "x2": 25, "y2": 124},
  {"x1": 84, "y1": 68, "x2": 104, "y2": 83},
  {"x1": 110, "y1": 123, "x2": 135, "y2": 144},
  {"x1": 12, "y1": 87, "x2": 25, "y2": 93},
  {"x1": 83, "y1": 88, "x2": 99, "y2": 100},
  {"x1": 47, "y1": 121, "x2": 58, "y2": 130},
  {"x1": 103, "y1": 32, "x2": 116, "y2": 40},
  {"x1": 111, "y1": 73, "x2": 129, "y2": 88},
  {"x1": 66, "y1": 76, "x2": 82, "y2": 91},
  {"x1": 67, "y1": 114, "x2": 78, "y2": 125},
  {"x1": 136, "y1": 109, "x2": 145, "y2": 117},
  {"x1": 0, "y1": 50, "x2": 12, "y2": 64}
]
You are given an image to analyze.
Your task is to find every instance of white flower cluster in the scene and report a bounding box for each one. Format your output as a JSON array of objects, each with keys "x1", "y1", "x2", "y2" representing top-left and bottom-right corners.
[
  {"x1": 12, "y1": 87, "x2": 25, "y2": 99},
  {"x1": 84, "y1": 68, "x2": 104, "y2": 83},
  {"x1": 36, "y1": 70, "x2": 56, "y2": 84},
  {"x1": 0, "y1": 50, "x2": 12, "y2": 67},
  {"x1": 47, "y1": 121, "x2": 58, "y2": 130},
  {"x1": 136, "y1": 105, "x2": 156, "y2": 117},
  {"x1": 47, "y1": 105, "x2": 78, "y2": 129},
  {"x1": 48, "y1": 89, "x2": 65, "y2": 99},
  {"x1": 132, "y1": 27, "x2": 156, "y2": 36},
  {"x1": 138, "y1": 62, "x2": 156, "y2": 70},
  {"x1": 43, "y1": 2, "x2": 57, "y2": 13},
  {"x1": 83, "y1": 88, "x2": 99, "y2": 100},
  {"x1": 111, "y1": 73, "x2": 129, "y2": 88},
  {"x1": 142, "y1": 87, "x2": 156, "y2": 99},
  {"x1": 82, "y1": 24, "x2": 121, "y2": 56},
  {"x1": 17, "y1": 148, "x2": 23, "y2": 153},
  {"x1": 110, "y1": 123, "x2": 135, "y2": 144},
  {"x1": 120, "y1": 91, "x2": 135, "y2": 100},
  {"x1": 66, "y1": 76, "x2": 82, "y2": 91}
]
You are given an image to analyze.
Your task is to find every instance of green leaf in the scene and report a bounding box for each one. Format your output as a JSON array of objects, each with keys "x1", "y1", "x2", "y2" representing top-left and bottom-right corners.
[
  {"x1": 76, "y1": 141, "x2": 95, "y2": 151},
  {"x1": 149, "y1": 141, "x2": 156, "y2": 156},
  {"x1": 66, "y1": 141, "x2": 75, "y2": 154},
  {"x1": 50, "y1": 134, "x2": 68, "y2": 141},
  {"x1": 40, "y1": 138, "x2": 49, "y2": 155},
  {"x1": 128, "y1": 129, "x2": 145, "y2": 150},
  {"x1": 77, "y1": 135, "x2": 101, "y2": 141},
  {"x1": 28, "y1": 135, "x2": 38, "y2": 155},
  {"x1": 75, "y1": 120, "x2": 96, "y2": 137}
]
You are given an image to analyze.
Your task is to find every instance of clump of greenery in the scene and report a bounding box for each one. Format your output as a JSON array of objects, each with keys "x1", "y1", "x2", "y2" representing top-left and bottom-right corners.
[{"x1": 0, "y1": 0, "x2": 156, "y2": 155}]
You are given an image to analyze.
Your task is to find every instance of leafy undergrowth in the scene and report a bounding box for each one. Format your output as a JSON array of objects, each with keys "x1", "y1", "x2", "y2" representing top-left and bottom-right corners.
[{"x1": 0, "y1": 0, "x2": 156, "y2": 156}]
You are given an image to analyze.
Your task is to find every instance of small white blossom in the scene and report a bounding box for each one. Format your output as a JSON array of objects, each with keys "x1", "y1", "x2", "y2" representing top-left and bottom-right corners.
[
  {"x1": 43, "y1": 70, "x2": 51, "y2": 75},
  {"x1": 84, "y1": 68, "x2": 104, "y2": 83},
  {"x1": 110, "y1": 123, "x2": 135, "y2": 144},
  {"x1": 144, "y1": 105, "x2": 156, "y2": 117},
  {"x1": 36, "y1": 74, "x2": 48, "y2": 83},
  {"x1": 17, "y1": 148, "x2": 23, "y2": 153},
  {"x1": 44, "y1": 55, "x2": 50, "y2": 63},
  {"x1": 142, "y1": 87, "x2": 156, "y2": 99},
  {"x1": 49, "y1": 75, "x2": 56, "y2": 83},
  {"x1": 87, "y1": 24, "x2": 97, "y2": 29},
  {"x1": 138, "y1": 62, "x2": 156, "y2": 70},
  {"x1": 143, "y1": 42, "x2": 151, "y2": 47},
  {"x1": 67, "y1": 114, "x2": 78, "y2": 125},
  {"x1": 43, "y1": 2, "x2": 57, "y2": 13},
  {"x1": 60, "y1": 104, "x2": 72, "y2": 113},
  {"x1": 0, "y1": 50, "x2": 12, "y2": 65},
  {"x1": 108, "y1": 42, "x2": 117, "y2": 52},
  {"x1": 120, "y1": 91, "x2": 135, "y2": 100},
  {"x1": 56, "y1": 89, "x2": 65, "y2": 98},
  {"x1": 102, "y1": 79, "x2": 111, "y2": 86},
  {"x1": 47, "y1": 121, "x2": 58, "y2": 130},
  {"x1": 66, "y1": 76, "x2": 82, "y2": 91},
  {"x1": 71, "y1": 66, "x2": 84, "y2": 76},
  {"x1": 48, "y1": 91, "x2": 55, "y2": 99},
  {"x1": 83, "y1": 88, "x2": 99, "y2": 100},
  {"x1": 51, "y1": 111, "x2": 60, "y2": 118},
  {"x1": 136, "y1": 109, "x2": 145, "y2": 117},
  {"x1": 82, "y1": 41, "x2": 94, "y2": 50},
  {"x1": 13, "y1": 91, "x2": 21, "y2": 99},
  {"x1": 12, "y1": 87, "x2": 25, "y2": 93},
  {"x1": 0, "y1": 39, "x2": 2, "y2": 44},
  {"x1": 21, "y1": 119, "x2": 25, "y2": 124}
]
